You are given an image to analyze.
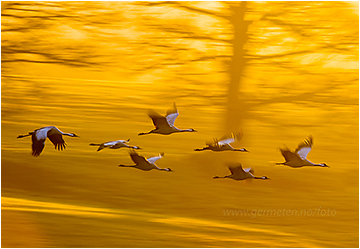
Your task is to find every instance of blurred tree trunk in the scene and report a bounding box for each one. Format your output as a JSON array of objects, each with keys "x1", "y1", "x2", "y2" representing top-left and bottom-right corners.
[{"x1": 225, "y1": 2, "x2": 250, "y2": 133}]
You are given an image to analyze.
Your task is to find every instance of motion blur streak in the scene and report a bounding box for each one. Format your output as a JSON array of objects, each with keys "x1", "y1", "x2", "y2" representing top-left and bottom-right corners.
[{"x1": 2, "y1": 1, "x2": 358, "y2": 247}]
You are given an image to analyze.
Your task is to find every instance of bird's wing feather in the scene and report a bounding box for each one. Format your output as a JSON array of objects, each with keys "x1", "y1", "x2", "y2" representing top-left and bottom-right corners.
[
  {"x1": 165, "y1": 103, "x2": 179, "y2": 127},
  {"x1": 31, "y1": 134, "x2": 45, "y2": 157},
  {"x1": 166, "y1": 113, "x2": 179, "y2": 127},
  {"x1": 115, "y1": 140, "x2": 128, "y2": 144},
  {"x1": 103, "y1": 141, "x2": 117, "y2": 146},
  {"x1": 296, "y1": 147, "x2": 312, "y2": 160},
  {"x1": 166, "y1": 103, "x2": 178, "y2": 116},
  {"x1": 218, "y1": 130, "x2": 244, "y2": 145},
  {"x1": 148, "y1": 109, "x2": 170, "y2": 129},
  {"x1": 280, "y1": 148, "x2": 301, "y2": 162},
  {"x1": 219, "y1": 131, "x2": 243, "y2": 142},
  {"x1": 295, "y1": 136, "x2": 313, "y2": 159},
  {"x1": 244, "y1": 167, "x2": 254, "y2": 174},
  {"x1": 234, "y1": 130, "x2": 244, "y2": 142},
  {"x1": 110, "y1": 142, "x2": 126, "y2": 149},
  {"x1": 218, "y1": 137, "x2": 235, "y2": 145},
  {"x1": 147, "y1": 153, "x2": 164, "y2": 164},
  {"x1": 129, "y1": 150, "x2": 148, "y2": 165},
  {"x1": 35, "y1": 127, "x2": 50, "y2": 140},
  {"x1": 228, "y1": 164, "x2": 246, "y2": 175},
  {"x1": 48, "y1": 133, "x2": 66, "y2": 151},
  {"x1": 206, "y1": 138, "x2": 218, "y2": 147}
]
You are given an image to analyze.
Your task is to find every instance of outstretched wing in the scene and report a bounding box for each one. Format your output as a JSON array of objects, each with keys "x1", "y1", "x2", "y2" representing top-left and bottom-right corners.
[
  {"x1": 129, "y1": 150, "x2": 148, "y2": 165},
  {"x1": 148, "y1": 109, "x2": 170, "y2": 129},
  {"x1": 165, "y1": 103, "x2": 179, "y2": 127},
  {"x1": 109, "y1": 141, "x2": 127, "y2": 149},
  {"x1": 233, "y1": 130, "x2": 244, "y2": 142},
  {"x1": 206, "y1": 137, "x2": 219, "y2": 147},
  {"x1": 147, "y1": 152, "x2": 164, "y2": 164},
  {"x1": 47, "y1": 133, "x2": 66, "y2": 151},
  {"x1": 228, "y1": 163, "x2": 246, "y2": 175},
  {"x1": 218, "y1": 137, "x2": 235, "y2": 145},
  {"x1": 280, "y1": 148, "x2": 300, "y2": 162},
  {"x1": 244, "y1": 167, "x2": 254, "y2": 174},
  {"x1": 295, "y1": 136, "x2": 313, "y2": 160},
  {"x1": 31, "y1": 134, "x2": 46, "y2": 157},
  {"x1": 218, "y1": 131, "x2": 243, "y2": 145}
]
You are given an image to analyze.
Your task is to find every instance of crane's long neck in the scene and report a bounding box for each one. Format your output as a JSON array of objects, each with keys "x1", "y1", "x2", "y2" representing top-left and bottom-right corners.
[
  {"x1": 157, "y1": 168, "x2": 171, "y2": 171},
  {"x1": 63, "y1": 132, "x2": 79, "y2": 138},
  {"x1": 48, "y1": 127, "x2": 75, "y2": 137},
  {"x1": 254, "y1": 176, "x2": 267, "y2": 179},
  {"x1": 305, "y1": 160, "x2": 327, "y2": 167},
  {"x1": 129, "y1": 145, "x2": 140, "y2": 149},
  {"x1": 312, "y1": 163, "x2": 328, "y2": 167},
  {"x1": 152, "y1": 164, "x2": 171, "y2": 171},
  {"x1": 178, "y1": 128, "x2": 194, "y2": 132},
  {"x1": 123, "y1": 143, "x2": 137, "y2": 149}
]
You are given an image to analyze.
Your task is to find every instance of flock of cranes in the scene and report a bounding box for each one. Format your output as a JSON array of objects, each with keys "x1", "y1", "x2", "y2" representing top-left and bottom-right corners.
[{"x1": 17, "y1": 103, "x2": 329, "y2": 180}]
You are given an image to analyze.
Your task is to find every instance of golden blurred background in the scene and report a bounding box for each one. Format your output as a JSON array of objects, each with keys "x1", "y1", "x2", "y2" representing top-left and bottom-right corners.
[{"x1": 2, "y1": 1, "x2": 358, "y2": 247}]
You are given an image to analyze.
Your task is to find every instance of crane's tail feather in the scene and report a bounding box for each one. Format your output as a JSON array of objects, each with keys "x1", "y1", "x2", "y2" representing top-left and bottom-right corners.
[
  {"x1": 17, "y1": 132, "x2": 32, "y2": 139},
  {"x1": 119, "y1": 164, "x2": 134, "y2": 167},
  {"x1": 89, "y1": 143, "x2": 105, "y2": 151},
  {"x1": 194, "y1": 147, "x2": 209, "y2": 151}
]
